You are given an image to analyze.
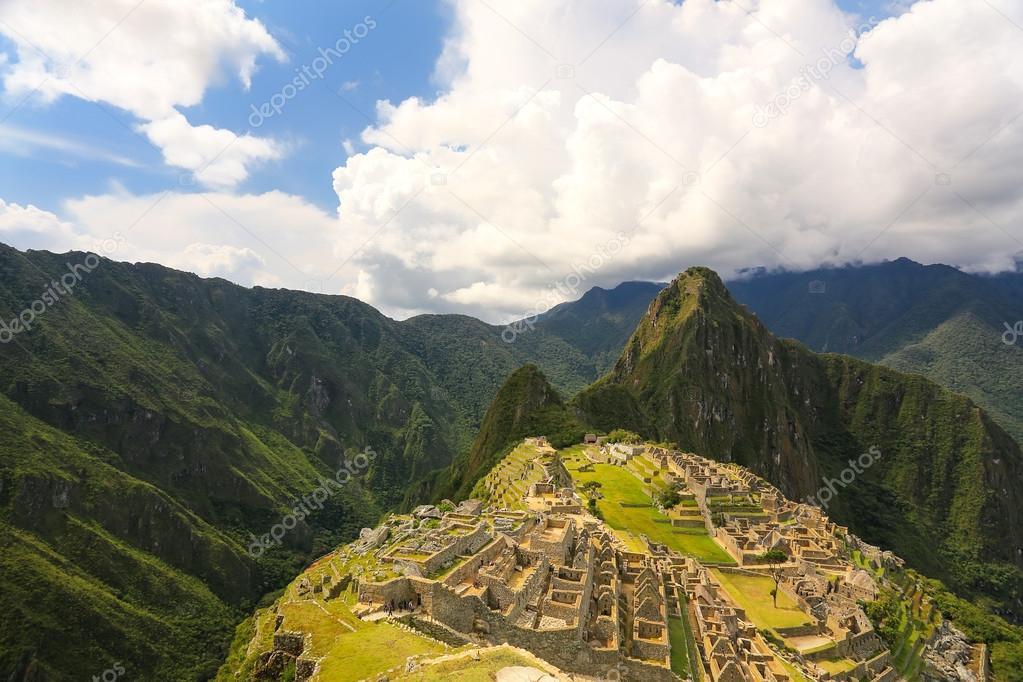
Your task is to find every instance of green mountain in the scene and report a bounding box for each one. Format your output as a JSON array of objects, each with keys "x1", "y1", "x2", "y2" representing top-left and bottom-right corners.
[
  {"x1": 4, "y1": 241, "x2": 1023, "y2": 678},
  {"x1": 573, "y1": 267, "x2": 1023, "y2": 610},
  {"x1": 728, "y1": 259, "x2": 1023, "y2": 443},
  {"x1": 431, "y1": 364, "x2": 584, "y2": 501},
  {"x1": 529, "y1": 281, "x2": 665, "y2": 375},
  {"x1": 0, "y1": 244, "x2": 605, "y2": 679}
]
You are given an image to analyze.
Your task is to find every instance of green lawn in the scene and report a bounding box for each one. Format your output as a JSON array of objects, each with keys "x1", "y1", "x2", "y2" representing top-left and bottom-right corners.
[
  {"x1": 709, "y1": 569, "x2": 813, "y2": 631},
  {"x1": 666, "y1": 617, "x2": 699, "y2": 678},
  {"x1": 564, "y1": 455, "x2": 733, "y2": 564},
  {"x1": 668, "y1": 617, "x2": 692, "y2": 679},
  {"x1": 816, "y1": 657, "x2": 859, "y2": 675},
  {"x1": 280, "y1": 600, "x2": 448, "y2": 682}
]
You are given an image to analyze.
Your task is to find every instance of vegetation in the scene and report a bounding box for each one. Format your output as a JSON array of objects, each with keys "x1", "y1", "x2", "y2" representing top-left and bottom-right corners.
[
  {"x1": 728, "y1": 258, "x2": 1023, "y2": 444},
  {"x1": 709, "y1": 570, "x2": 812, "y2": 632},
  {"x1": 561, "y1": 449, "x2": 733, "y2": 563},
  {"x1": 756, "y1": 549, "x2": 789, "y2": 565},
  {"x1": 667, "y1": 617, "x2": 691, "y2": 677},
  {"x1": 658, "y1": 488, "x2": 683, "y2": 509},
  {"x1": 434, "y1": 364, "x2": 584, "y2": 501},
  {"x1": 572, "y1": 266, "x2": 1023, "y2": 617},
  {"x1": 3, "y1": 244, "x2": 1023, "y2": 679},
  {"x1": 605, "y1": 428, "x2": 643, "y2": 444}
]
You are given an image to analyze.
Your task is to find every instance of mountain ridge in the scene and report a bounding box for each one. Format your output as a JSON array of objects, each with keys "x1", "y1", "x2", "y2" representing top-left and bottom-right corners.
[{"x1": 572, "y1": 267, "x2": 1023, "y2": 609}]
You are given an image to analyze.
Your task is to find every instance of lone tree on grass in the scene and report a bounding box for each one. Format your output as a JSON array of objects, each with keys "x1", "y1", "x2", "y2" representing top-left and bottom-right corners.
[{"x1": 758, "y1": 548, "x2": 789, "y2": 608}]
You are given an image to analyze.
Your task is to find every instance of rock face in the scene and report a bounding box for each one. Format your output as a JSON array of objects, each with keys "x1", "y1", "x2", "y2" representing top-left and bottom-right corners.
[{"x1": 923, "y1": 621, "x2": 977, "y2": 682}]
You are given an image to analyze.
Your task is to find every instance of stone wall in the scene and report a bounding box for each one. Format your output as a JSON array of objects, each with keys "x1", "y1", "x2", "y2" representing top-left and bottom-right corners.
[
  {"x1": 421, "y1": 524, "x2": 492, "y2": 574},
  {"x1": 442, "y1": 537, "x2": 508, "y2": 587},
  {"x1": 358, "y1": 576, "x2": 418, "y2": 606},
  {"x1": 632, "y1": 636, "x2": 669, "y2": 663}
]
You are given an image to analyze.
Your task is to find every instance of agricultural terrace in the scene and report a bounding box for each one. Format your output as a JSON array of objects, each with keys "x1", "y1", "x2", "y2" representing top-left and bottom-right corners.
[
  {"x1": 394, "y1": 645, "x2": 562, "y2": 682},
  {"x1": 233, "y1": 554, "x2": 451, "y2": 682},
  {"x1": 471, "y1": 441, "x2": 550, "y2": 511},
  {"x1": 560, "y1": 445, "x2": 734, "y2": 564}
]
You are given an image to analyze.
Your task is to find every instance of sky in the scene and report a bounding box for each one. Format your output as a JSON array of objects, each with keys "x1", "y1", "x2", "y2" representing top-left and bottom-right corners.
[{"x1": 0, "y1": 0, "x2": 1020, "y2": 323}]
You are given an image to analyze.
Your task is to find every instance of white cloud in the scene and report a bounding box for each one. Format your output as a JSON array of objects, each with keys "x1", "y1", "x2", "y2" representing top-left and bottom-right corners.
[
  {"x1": 0, "y1": 199, "x2": 76, "y2": 251},
  {"x1": 139, "y1": 112, "x2": 282, "y2": 189},
  {"x1": 55, "y1": 189, "x2": 346, "y2": 290},
  {"x1": 0, "y1": 0, "x2": 285, "y2": 187},
  {"x1": 180, "y1": 243, "x2": 266, "y2": 280},
  {"x1": 327, "y1": 0, "x2": 1023, "y2": 322}
]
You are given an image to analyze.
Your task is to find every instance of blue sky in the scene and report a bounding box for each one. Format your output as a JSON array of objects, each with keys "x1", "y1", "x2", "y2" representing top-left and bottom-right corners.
[{"x1": 0, "y1": 0, "x2": 451, "y2": 212}]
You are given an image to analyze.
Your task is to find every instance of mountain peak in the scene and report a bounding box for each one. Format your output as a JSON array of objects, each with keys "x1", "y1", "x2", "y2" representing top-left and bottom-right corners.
[
  {"x1": 635, "y1": 266, "x2": 741, "y2": 343},
  {"x1": 443, "y1": 364, "x2": 581, "y2": 499}
]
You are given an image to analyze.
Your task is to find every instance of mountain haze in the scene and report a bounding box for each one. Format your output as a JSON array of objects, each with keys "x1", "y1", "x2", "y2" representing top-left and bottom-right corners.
[{"x1": 728, "y1": 259, "x2": 1023, "y2": 443}]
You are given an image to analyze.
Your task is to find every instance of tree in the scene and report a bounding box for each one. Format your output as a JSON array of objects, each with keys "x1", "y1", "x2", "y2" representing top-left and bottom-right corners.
[
  {"x1": 758, "y1": 549, "x2": 788, "y2": 565},
  {"x1": 605, "y1": 428, "x2": 642, "y2": 444},
  {"x1": 658, "y1": 487, "x2": 683, "y2": 509},
  {"x1": 757, "y1": 549, "x2": 789, "y2": 608}
]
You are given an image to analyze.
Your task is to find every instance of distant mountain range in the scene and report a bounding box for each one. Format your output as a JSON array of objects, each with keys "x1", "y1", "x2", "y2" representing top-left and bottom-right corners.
[
  {"x1": 2, "y1": 242, "x2": 1022, "y2": 680},
  {"x1": 523, "y1": 259, "x2": 1023, "y2": 446},
  {"x1": 728, "y1": 258, "x2": 1023, "y2": 444}
]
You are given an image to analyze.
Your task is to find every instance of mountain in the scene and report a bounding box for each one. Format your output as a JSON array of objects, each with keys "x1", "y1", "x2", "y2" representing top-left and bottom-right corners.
[
  {"x1": 0, "y1": 241, "x2": 675, "y2": 679},
  {"x1": 727, "y1": 259, "x2": 1023, "y2": 443},
  {"x1": 430, "y1": 364, "x2": 584, "y2": 501},
  {"x1": 573, "y1": 267, "x2": 1023, "y2": 610},
  {"x1": 4, "y1": 240, "x2": 1023, "y2": 678},
  {"x1": 0, "y1": 244, "x2": 612, "y2": 679},
  {"x1": 529, "y1": 281, "x2": 666, "y2": 375}
]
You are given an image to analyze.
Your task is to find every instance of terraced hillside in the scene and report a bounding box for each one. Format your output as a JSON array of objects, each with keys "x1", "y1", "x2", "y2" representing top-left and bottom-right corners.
[{"x1": 221, "y1": 437, "x2": 1003, "y2": 681}]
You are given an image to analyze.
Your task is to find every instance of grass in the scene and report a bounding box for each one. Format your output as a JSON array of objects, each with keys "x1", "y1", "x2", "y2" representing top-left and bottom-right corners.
[
  {"x1": 562, "y1": 450, "x2": 734, "y2": 563},
  {"x1": 816, "y1": 657, "x2": 859, "y2": 675},
  {"x1": 396, "y1": 647, "x2": 550, "y2": 682},
  {"x1": 668, "y1": 617, "x2": 693, "y2": 679},
  {"x1": 709, "y1": 569, "x2": 812, "y2": 631},
  {"x1": 276, "y1": 599, "x2": 446, "y2": 682}
]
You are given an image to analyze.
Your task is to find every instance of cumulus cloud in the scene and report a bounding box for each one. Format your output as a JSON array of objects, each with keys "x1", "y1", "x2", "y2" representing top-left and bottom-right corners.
[
  {"x1": 0, "y1": 199, "x2": 76, "y2": 251},
  {"x1": 56, "y1": 189, "x2": 345, "y2": 290},
  {"x1": 0, "y1": 0, "x2": 285, "y2": 187},
  {"x1": 330, "y1": 0, "x2": 1023, "y2": 322}
]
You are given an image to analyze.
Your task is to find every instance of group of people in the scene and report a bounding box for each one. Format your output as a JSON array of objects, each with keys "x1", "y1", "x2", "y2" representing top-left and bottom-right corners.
[{"x1": 385, "y1": 596, "x2": 419, "y2": 615}]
